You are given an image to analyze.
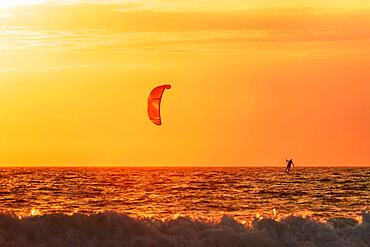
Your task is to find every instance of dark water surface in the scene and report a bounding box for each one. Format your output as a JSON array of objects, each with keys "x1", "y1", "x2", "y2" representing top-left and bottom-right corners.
[{"x1": 0, "y1": 167, "x2": 368, "y2": 220}]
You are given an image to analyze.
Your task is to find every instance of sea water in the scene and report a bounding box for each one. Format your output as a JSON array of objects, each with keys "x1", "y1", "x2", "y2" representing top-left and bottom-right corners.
[{"x1": 0, "y1": 167, "x2": 369, "y2": 246}]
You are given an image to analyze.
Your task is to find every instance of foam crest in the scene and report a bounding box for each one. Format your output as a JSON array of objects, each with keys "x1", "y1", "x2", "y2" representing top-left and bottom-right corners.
[{"x1": 0, "y1": 211, "x2": 368, "y2": 247}]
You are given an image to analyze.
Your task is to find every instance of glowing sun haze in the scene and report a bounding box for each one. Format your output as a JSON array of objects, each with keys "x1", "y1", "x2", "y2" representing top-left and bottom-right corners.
[
  {"x1": 0, "y1": 0, "x2": 369, "y2": 166},
  {"x1": 0, "y1": 0, "x2": 46, "y2": 8}
]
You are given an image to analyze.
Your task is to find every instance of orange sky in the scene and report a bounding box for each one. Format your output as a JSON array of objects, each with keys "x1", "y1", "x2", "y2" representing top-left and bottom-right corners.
[{"x1": 0, "y1": 1, "x2": 369, "y2": 166}]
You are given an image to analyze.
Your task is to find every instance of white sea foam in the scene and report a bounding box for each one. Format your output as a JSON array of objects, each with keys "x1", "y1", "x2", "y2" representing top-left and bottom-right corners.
[{"x1": 0, "y1": 211, "x2": 368, "y2": 247}]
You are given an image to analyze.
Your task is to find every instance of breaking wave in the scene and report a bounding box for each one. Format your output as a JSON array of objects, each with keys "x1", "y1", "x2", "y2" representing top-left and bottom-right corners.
[{"x1": 0, "y1": 211, "x2": 369, "y2": 247}]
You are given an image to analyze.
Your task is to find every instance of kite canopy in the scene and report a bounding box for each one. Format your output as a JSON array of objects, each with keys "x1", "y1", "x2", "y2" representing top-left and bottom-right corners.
[{"x1": 148, "y1": 84, "x2": 171, "y2": 125}]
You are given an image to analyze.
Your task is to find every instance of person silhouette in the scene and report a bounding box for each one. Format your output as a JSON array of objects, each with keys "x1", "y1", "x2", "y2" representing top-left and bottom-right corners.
[{"x1": 285, "y1": 159, "x2": 294, "y2": 173}]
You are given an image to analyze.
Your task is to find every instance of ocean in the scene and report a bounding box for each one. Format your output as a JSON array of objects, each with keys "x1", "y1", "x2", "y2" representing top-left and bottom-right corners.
[{"x1": 0, "y1": 167, "x2": 369, "y2": 246}]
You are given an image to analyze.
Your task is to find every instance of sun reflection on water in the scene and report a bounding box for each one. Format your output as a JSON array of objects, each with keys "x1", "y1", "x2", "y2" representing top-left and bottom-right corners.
[{"x1": 30, "y1": 208, "x2": 41, "y2": 216}]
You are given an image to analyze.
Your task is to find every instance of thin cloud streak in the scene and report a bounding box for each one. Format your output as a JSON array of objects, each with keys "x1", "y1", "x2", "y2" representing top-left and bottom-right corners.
[
  {"x1": 1, "y1": 27, "x2": 369, "y2": 53},
  {"x1": 8, "y1": 0, "x2": 370, "y2": 11},
  {"x1": 1, "y1": 6, "x2": 370, "y2": 31}
]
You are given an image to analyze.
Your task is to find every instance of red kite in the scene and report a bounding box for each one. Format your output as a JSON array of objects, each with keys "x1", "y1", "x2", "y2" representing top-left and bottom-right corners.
[{"x1": 148, "y1": 84, "x2": 171, "y2": 125}]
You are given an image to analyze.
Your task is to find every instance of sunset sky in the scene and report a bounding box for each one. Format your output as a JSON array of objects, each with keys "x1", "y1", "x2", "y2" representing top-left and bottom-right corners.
[{"x1": 0, "y1": 0, "x2": 369, "y2": 166}]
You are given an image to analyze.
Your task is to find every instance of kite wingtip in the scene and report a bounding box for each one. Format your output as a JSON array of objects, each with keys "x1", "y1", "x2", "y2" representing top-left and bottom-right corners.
[{"x1": 150, "y1": 119, "x2": 162, "y2": 126}]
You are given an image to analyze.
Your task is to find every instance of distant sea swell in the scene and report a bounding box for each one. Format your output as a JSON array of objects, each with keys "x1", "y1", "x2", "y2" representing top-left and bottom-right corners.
[
  {"x1": 1, "y1": 167, "x2": 369, "y2": 220},
  {"x1": 0, "y1": 211, "x2": 369, "y2": 247}
]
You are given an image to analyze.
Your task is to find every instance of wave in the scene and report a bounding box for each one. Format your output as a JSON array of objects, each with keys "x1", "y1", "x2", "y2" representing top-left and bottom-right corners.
[{"x1": 0, "y1": 211, "x2": 369, "y2": 247}]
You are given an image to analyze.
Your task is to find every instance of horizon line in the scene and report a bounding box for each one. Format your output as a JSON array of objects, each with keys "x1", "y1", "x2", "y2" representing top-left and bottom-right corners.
[{"x1": 0, "y1": 165, "x2": 368, "y2": 168}]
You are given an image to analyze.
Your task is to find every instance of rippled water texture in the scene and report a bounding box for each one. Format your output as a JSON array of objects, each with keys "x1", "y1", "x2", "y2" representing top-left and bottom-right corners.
[{"x1": 0, "y1": 167, "x2": 368, "y2": 220}]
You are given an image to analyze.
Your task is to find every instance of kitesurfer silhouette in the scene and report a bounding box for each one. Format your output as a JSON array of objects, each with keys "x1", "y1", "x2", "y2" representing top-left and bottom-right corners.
[{"x1": 285, "y1": 159, "x2": 294, "y2": 173}]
